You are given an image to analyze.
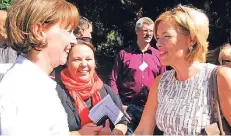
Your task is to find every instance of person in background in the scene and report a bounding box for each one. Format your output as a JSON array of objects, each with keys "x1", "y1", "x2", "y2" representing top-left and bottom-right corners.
[
  {"x1": 0, "y1": 0, "x2": 79, "y2": 135},
  {"x1": 74, "y1": 16, "x2": 93, "y2": 42},
  {"x1": 218, "y1": 44, "x2": 231, "y2": 67},
  {"x1": 56, "y1": 41, "x2": 128, "y2": 135},
  {"x1": 135, "y1": 4, "x2": 231, "y2": 135},
  {"x1": 0, "y1": 10, "x2": 17, "y2": 79},
  {"x1": 110, "y1": 17, "x2": 166, "y2": 135}
]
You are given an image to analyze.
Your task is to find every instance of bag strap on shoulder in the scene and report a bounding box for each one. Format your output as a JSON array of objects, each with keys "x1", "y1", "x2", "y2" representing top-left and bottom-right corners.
[{"x1": 210, "y1": 66, "x2": 225, "y2": 135}]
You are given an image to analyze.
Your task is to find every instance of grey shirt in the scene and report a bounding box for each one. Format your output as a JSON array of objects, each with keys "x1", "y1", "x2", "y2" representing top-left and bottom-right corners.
[{"x1": 0, "y1": 44, "x2": 17, "y2": 79}]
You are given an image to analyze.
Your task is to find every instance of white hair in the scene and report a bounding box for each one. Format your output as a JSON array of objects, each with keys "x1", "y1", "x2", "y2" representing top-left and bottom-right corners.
[{"x1": 135, "y1": 17, "x2": 153, "y2": 32}]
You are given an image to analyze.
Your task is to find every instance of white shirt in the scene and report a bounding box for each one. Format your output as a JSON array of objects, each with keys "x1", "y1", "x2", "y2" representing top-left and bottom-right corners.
[
  {"x1": 0, "y1": 56, "x2": 70, "y2": 136},
  {"x1": 0, "y1": 63, "x2": 13, "y2": 73}
]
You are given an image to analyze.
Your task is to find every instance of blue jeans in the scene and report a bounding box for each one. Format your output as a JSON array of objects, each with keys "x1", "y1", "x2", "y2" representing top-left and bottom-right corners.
[
  {"x1": 125, "y1": 104, "x2": 163, "y2": 135},
  {"x1": 126, "y1": 104, "x2": 143, "y2": 135}
]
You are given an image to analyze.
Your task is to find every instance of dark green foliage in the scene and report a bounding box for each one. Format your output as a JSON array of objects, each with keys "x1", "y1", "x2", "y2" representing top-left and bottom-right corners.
[
  {"x1": 2, "y1": 0, "x2": 230, "y2": 81},
  {"x1": 0, "y1": 0, "x2": 13, "y2": 10},
  {"x1": 69, "y1": 0, "x2": 231, "y2": 82}
]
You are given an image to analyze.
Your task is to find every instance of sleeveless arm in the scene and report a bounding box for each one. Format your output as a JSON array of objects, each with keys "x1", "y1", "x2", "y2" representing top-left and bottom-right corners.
[
  {"x1": 217, "y1": 67, "x2": 231, "y2": 126},
  {"x1": 134, "y1": 74, "x2": 162, "y2": 135}
]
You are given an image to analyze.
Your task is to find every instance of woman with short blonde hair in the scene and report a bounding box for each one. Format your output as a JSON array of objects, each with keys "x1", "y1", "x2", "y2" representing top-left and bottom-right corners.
[
  {"x1": 154, "y1": 5, "x2": 209, "y2": 63},
  {"x1": 135, "y1": 4, "x2": 231, "y2": 135}
]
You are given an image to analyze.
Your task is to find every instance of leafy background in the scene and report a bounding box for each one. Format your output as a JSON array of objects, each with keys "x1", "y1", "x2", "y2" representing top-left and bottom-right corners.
[{"x1": 1, "y1": 0, "x2": 231, "y2": 82}]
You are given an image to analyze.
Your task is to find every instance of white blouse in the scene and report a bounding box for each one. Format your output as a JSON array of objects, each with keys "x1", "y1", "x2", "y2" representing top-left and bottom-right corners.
[{"x1": 0, "y1": 56, "x2": 70, "y2": 136}]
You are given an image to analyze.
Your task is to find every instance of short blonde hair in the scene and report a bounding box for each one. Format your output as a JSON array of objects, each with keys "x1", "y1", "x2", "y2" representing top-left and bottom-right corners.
[
  {"x1": 6, "y1": 0, "x2": 79, "y2": 54},
  {"x1": 135, "y1": 17, "x2": 154, "y2": 32},
  {"x1": 154, "y1": 5, "x2": 209, "y2": 63},
  {"x1": 218, "y1": 45, "x2": 231, "y2": 64}
]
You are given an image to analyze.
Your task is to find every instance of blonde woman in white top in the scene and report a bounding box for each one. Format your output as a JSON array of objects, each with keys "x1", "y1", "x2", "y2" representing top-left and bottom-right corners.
[{"x1": 135, "y1": 4, "x2": 231, "y2": 135}]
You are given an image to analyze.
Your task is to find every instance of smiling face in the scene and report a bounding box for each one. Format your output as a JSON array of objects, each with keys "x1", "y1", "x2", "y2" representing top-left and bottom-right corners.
[
  {"x1": 156, "y1": 21, "x2": 191, "y2": 66},
  {"x1": 136, "y1": 23, "x2": 154, "y2": 44},
  {"x1": 66, "y1": 44, "x2": 95, "y2": 82},
  {"x1": 43, "y1": 22, "x2": 77, "y2": 68}
]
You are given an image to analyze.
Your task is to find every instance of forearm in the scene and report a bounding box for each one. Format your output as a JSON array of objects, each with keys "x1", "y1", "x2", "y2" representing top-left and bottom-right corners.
[
  {"x1": 113, "y1": 124, "x2": 127, "y2": 135},
  {"x1": 134, "y1": 76, "x2": 161, "y2": 135}
]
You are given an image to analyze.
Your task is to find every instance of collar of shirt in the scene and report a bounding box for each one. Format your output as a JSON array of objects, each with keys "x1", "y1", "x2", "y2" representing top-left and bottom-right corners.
[
  {"x1": 16, "y1": 55, "x2": 56, "y2": 89},
  {"x1": 131, "y1": 43, "x2": 153, "y2": 54}
]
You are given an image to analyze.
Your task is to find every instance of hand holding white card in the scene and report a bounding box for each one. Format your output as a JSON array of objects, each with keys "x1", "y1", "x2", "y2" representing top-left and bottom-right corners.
[{"x1": 88, "y1": 95, "x2": 124, "y2": 125}]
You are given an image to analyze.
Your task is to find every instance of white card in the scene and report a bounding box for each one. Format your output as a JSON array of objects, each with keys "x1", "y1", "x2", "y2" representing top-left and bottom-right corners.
[
  {"x1": 88, "y1": 95, "x2": 124, "y2": 125},
  {"x1": 138, "y1": 61, "x2": 148, "y2": 71}
]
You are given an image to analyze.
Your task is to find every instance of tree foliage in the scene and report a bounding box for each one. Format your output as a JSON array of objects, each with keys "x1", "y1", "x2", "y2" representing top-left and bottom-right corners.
[
  {"x1": 2, "y1": 0, "x2": 231, "y2": 81},
  {"x1": 0, "y1": 0, "x2": 12, "y2": 10},
  {"x1": 69, "y1": 0, "x2": 231, "y2": 82}
]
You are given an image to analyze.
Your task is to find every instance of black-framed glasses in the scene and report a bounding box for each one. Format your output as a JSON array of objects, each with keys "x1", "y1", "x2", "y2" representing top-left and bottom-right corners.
[
  {"x1": 76, "y1": 37, "x2": 92, "y2": 42},
  {"x1": 222, "y1": 59, "x2": 231, "y2": 64}
]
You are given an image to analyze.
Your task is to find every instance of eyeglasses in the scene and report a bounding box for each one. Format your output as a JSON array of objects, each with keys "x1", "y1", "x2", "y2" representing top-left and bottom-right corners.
[
  {"x1": 142, "y1": 29, "x2": 153, "y2": 33},
  {"x1": 172, "y1": 4, "x2": 191, "y2": 15},
  {"x1": 222, "y1": 59, "x2": 231, "y2": 63},
  {"x1": 76, "y1": 37, "x2": 92, "y2": 42},
  {"x1": 178, "y1": 4, "x2": 190, "y2": 15},
  {"x1": 170, "y1": 4, "x2": 192, "y2": 35}
]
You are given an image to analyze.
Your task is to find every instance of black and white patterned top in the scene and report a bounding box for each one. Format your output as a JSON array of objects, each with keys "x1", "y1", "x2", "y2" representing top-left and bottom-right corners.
[{"x1": 156, "y1": 63, "x2": 216, "y2": 135}]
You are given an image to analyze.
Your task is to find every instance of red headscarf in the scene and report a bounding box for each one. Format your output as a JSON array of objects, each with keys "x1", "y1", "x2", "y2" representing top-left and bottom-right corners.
[{"x1": 60, "y1": 68, "x2": 103, "y2": 126}]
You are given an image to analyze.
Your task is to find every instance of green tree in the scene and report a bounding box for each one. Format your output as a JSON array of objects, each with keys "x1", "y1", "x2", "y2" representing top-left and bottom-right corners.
[
  {"x1": 70, "y1": 0, "x2": 231, "y2": 82},
  {"x1": 0, "y1": 0, "x2": 13, "y2": 10}
]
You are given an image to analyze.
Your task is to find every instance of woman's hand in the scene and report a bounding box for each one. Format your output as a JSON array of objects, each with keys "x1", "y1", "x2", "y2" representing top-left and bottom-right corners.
[
  {"x1": 97, "y1": 119, "x2": 112, "y2": 135},
  {"x1": 79, "y1": 123, "x2": 103, "y2": 135}
]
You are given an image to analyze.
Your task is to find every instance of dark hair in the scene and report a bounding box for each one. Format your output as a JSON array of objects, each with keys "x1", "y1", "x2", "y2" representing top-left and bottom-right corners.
[
  {"x1": 74, "y1": 40, "x2": 95, "y2": 52},
  {"x1": 67, "y1": 40, "x2": 95, "y2": 62}
]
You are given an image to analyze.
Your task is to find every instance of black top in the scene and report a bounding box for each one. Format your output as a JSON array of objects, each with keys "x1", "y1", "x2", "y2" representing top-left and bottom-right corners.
[{"x1": 56, "y1": 81, "x2": 128, "y2": 131}]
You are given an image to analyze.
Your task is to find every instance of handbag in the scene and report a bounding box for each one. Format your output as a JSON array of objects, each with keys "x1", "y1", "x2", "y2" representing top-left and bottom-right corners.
[{"x1": 200, "y1": 66, "x2": 231, "y2": 135}]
